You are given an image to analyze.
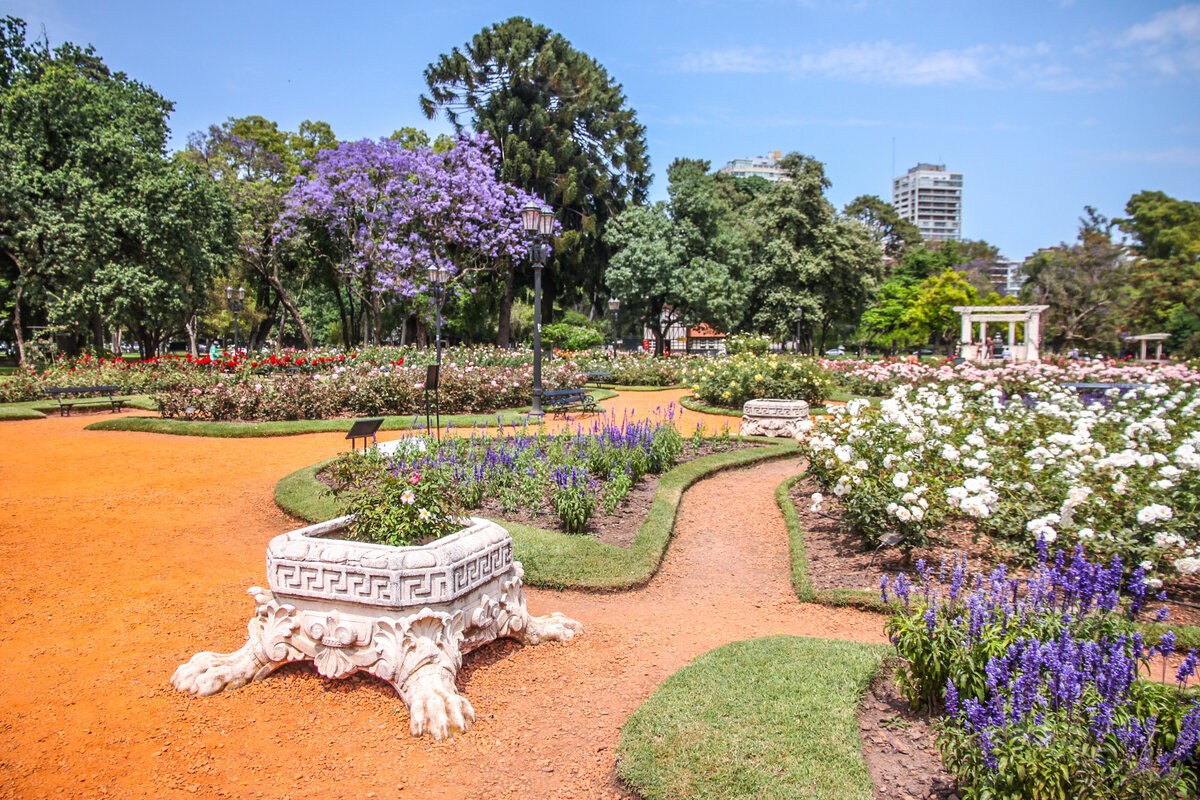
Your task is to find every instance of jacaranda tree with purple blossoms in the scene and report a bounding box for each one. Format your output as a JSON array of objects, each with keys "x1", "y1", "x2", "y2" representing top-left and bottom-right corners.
[{"x1": 277, "y1": 133, "x2": 540, "y2": 344}]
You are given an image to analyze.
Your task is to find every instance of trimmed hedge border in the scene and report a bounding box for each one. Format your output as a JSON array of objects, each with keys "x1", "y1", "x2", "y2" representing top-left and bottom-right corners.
[
  {"x1": 777, "y1": 469, "x2": 1200, "y2": 649},
  {"x1": 82, "y1": 390, "x2": 618, "y2": 438},
  {"x1": 616, "y1": 636, "x2": 887, "y2": 800},
  {"x1": 678, "y1": 394, "x2": 743, "y2": 417},
  {"x1": 274, "y1": 437, "x2": 797, "y2": 591}
]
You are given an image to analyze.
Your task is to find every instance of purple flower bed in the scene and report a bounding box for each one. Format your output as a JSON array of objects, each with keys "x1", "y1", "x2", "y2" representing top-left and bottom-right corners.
[{"x1": 883, "y1": 548, "x2": 1200, "y2": 799}]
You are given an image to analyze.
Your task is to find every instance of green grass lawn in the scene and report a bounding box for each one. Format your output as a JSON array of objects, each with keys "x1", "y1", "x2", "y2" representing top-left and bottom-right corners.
[
  {"x1": 0, "y1": 393, "x2": 156, "y2": 420},
  {"x1": 275, "y1": 439, "x2": 797, "y2": 590},
  {"x1": 617, "y1": 636, "x2": 888, "y2": 800}
]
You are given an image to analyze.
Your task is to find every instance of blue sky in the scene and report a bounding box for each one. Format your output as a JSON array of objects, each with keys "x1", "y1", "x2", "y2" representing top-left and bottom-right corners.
[{"x1": 9, "y1": 0, "x2": 1200, "y2": 260}]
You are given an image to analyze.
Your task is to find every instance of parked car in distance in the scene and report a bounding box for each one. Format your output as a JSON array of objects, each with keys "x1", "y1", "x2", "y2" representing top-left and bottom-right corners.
[{"x1": 824, "y1": 346, "x2": 846, "y2": 356}]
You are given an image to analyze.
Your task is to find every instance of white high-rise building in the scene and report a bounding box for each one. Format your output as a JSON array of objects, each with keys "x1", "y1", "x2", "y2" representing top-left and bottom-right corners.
[
  {"x1": 892, "y1": 163, "x2": 963, "y2": 242},
  {"x1": 718, "y1": 150, "x2": 789, "y2": 183}
]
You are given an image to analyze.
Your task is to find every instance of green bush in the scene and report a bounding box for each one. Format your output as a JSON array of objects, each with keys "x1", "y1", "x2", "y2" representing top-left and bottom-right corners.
[
  {"x1": 684, "y1": 354, "x2": 831, "y2": 407},
  {"x1": 326, "y1": 450, "x2": 464, "y2": 545},
  {"x1": 724, "y1": 332, "x2": 772, "y2": 355},
  {"x1": 542, "y1": 322, "x2": 605, "y2": 351}
]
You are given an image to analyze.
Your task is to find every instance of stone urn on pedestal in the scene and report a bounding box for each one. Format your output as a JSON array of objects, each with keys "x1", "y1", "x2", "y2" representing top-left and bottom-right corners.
[{"x1": 171, "y1": 515, "x2": 581, "y2": 739}]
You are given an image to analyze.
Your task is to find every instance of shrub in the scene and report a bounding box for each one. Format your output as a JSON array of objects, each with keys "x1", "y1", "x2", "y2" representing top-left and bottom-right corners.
[
  {"x1": 724, "y1": 332, "x2": 771, "y2": 355},
  {"x1": 579, "y1": 351, "x2": 686, "y2": 386},
  {"x1": 543, "y1": 322, "x2": 605, "y2": 351},
  {"x1": 685, "y1": 354, "x2": 831, "y2": 408}
]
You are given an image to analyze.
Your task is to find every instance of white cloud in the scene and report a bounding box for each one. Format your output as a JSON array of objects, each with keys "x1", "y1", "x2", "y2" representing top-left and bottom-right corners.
[
  {"x1": 1125, "y1": 4, "x2": 1200, "y2": 45},
  {"x1": 1092, "y1": 146, "x2": 1200, "y2": 167}
]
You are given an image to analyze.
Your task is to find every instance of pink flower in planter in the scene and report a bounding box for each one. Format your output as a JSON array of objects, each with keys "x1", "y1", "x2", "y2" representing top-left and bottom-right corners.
[{"x1": 400, "y1": 490, "x2": 415, "y2": 505}]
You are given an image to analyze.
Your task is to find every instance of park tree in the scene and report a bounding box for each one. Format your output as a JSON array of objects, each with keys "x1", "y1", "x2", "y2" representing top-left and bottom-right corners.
[
  {"x1": 843, "y1": 194, "x2": 921, "y2": 260},
  {"x1": 421, "y1": 17, "x2": 650, "y2": 343},
  {"x1": 902, "y1": 268, "x2": 978, "y2": 354},
  {"x1": 1019, "y1": 207, "x2": 1129, "y2": 351},
  {"x1": 0, "y1": 17, "x2": 233, "y2": 362},
  {"x1": 278, "y1": 134, "x2": 537, "y2": 344},
  {"x1": 604, "y1": 159, "x2": 750, "y2": 354},
  {"x1": 1118, "y1": 190, "x2": 1200, "y2": 355},
  {"x1": 183, "y1": 116, "x2": 340, "y2": 349},
  {"x1": 742, "y1": 154, "x2": 883, "y2": 352}
]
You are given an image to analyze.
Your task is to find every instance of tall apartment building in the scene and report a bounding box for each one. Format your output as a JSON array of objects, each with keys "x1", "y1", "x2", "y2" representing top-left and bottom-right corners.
[
  {"x1": 892, "y1": 163, "x2": 963, "y2": 241},
  {"x1": 718, "y1": 150, "x2": 789, "y2": 183}
]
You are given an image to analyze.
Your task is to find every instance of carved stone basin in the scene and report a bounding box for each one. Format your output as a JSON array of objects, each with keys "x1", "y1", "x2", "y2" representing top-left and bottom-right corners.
[
  {"x1": 171, "y1": 516, "x2": 581, "y2": 739},
  {"x1": 739, "y1": 398, "x2": 811, "y2": 438}
]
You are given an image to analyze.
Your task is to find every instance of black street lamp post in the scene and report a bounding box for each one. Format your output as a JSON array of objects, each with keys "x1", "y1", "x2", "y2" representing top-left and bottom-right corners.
[
  {"x1": 427, "y1": 266, "x2": 450, "y2": 368},
  {"x1": 226, "y1": 286, "x2": 245, "y2": 353},
  {"x1": 608, "y1": 297, "x2": 620, "y2": 353},
  {"x1": 521, "y1": 201, "x2": 556, "y2": 417}
]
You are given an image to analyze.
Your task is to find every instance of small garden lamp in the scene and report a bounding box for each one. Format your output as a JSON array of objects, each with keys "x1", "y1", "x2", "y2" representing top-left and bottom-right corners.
[
  {"x1": 226, "y1": 286, "x2": 246, "y2": 353},
  {"x1": 521, "y1": 201, "x2": 556, "y2": 417},
  {"x1": 608, "y1": 297, "x2": 621, "y2": 353}
]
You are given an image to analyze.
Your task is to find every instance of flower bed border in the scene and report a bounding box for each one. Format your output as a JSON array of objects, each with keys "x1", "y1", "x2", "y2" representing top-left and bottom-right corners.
[
  {"x1": 776, "y1": 469, "x2": 1200, "y2": 649},
  {"x1": 678, "y1": 394, "x2": 743, "y2": 417},
  {"x1": 274, "y1": 437, "x2": 797, "y2": 590}
]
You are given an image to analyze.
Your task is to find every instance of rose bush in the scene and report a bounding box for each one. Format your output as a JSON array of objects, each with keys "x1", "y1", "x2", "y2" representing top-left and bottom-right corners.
[{"x1": 685, "y1": 354, "x2": 832, "y2": 408}]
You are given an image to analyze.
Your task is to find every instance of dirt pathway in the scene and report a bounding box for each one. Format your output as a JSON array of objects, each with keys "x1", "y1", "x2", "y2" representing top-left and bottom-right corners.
[{"x1": 0, "y1": 393, "x2": 884, "y2": 800}]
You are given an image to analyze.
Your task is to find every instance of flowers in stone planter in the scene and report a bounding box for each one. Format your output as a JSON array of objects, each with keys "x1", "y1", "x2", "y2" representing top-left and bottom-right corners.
[{"x1": 328, "y1": 456, "x2": 464, "y2": 546}]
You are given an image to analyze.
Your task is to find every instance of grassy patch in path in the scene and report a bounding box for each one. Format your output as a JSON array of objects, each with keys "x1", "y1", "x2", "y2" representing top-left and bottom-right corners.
[
  {"x1": 678, "y1": 394, "x2": 743, "y2": 417},
  {"x1": 274, "y1": 439, "x2": 797, "y2": 590},
  {"x1": 610, "y1": 384, "x2": 686, "y2": 392},
  {"x1": 617, "y1": 636, "x2": 888, "y2": 800}
]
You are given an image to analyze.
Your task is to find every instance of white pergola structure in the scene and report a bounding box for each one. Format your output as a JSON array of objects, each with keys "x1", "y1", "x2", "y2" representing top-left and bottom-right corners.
[
  {"x1": 1129, "y1": 333, "x2": 1170, "y2": 361},
  {"x1": 954, "y1": 305, "x2": 1050, "y2": 363}
]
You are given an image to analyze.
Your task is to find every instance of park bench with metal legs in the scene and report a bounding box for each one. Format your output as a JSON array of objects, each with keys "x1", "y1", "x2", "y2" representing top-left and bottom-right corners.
[
  {"x1": 585, "y1": 371, "x2": 612, "y2": 389},
  {"x1": 543, "y1": 388, "x2": 599, "y2": 418},
  {"x1": 44, "y1": 385, "x2": 126, "y2": 416}
]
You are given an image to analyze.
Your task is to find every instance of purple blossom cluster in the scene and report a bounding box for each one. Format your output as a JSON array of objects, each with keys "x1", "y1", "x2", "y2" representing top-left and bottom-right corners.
[{"x1": 278, "y1": 133, "x2": 548, "y2": 299}]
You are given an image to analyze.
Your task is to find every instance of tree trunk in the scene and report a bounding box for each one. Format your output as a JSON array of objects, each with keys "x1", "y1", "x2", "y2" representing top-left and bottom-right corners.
[
  {"x1": 497, "y1": 263, "x2": 515, "y2": 348},
  {"x1": 12, "y1": 282, "x2": 26, "y2": 367},
  {"x1": 92, "y1": 312, "x2": 105, "y2": 353},
  {"x1": 184, "y1": 314, "x2": 199, "y2": 358},
  {"x1": 264, "y1": 268, "x2": 314, "y2": 349}
]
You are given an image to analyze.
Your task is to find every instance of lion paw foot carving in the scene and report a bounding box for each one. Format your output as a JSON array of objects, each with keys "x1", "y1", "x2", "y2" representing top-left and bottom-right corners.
[
  {"x1": 524, "y1": 612, "x2": 583, "y2": 645},
  {"x1": 170, "y1": 645, "x2": 268, "y2": 697},
  {"x1": 402, "y1": 664, "x2": 476, "y2": 739}
]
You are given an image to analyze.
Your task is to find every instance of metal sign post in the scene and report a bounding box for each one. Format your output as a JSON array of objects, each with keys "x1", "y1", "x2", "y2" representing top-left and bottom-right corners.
[
  {"x1": 423, "y1": 364, "x2": 441, "y2": 442},
  {"x1": 345, "y1": 417, "x2": 385, "y2": 452}
]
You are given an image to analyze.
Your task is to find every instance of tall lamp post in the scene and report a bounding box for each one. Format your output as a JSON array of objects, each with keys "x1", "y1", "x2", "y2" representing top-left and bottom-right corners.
[
  {"x1": 608, "y1": 297, "x2": 620, "y2": 353},
  {"x1": 521, "y1": 201, "x2": 556, "y2": 417},
  {"x1": 226, "y1": 286, "x2": 245, "y2": 353},
  {"x1": 795, "y1": 305, "x2": 805, "y2": 356},
  {"x1": 427, "y1": 266, "x2": 450, "y2": 368}
]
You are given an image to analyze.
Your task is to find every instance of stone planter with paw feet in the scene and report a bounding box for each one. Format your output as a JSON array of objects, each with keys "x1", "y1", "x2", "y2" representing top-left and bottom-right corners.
[{"x1": 171, "y1": 515, "x2": 581, "y2": 739}]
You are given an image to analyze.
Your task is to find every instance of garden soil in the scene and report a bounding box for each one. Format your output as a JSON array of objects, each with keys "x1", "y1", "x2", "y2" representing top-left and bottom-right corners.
[{"x1": 0, "y1": 390, "x2": 885, "y2": 800}]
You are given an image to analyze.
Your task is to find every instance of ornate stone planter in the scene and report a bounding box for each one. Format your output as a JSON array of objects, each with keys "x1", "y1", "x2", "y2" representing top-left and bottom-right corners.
[
  {"x1": 171, "y1": 516, "x2": 581, "y2": 739},
  {"x1": 739, "y1": 398, "x2": 811, "y2": 438}
]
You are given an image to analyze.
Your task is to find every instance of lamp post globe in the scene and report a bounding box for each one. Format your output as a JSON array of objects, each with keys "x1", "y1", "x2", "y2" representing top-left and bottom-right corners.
[{"x1": 795, "y1": 306, "x2": 805, "y2": 355}]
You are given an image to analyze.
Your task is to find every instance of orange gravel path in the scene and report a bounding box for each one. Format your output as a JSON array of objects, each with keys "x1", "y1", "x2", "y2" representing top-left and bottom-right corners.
[{"x1": 0, "y1": 392, "x2": 885, "y2": 800}]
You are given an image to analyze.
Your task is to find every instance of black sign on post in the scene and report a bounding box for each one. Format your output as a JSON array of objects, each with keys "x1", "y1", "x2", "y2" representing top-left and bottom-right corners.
[
  {"x1": 424, "y1": 364, "x2": 441, "y2": 441},
  {"x1": 345, "y1": 417, "x2": 384, "y2": 452}
]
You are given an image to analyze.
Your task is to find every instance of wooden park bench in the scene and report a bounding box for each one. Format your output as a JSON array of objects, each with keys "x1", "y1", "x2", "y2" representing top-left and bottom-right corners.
[
  {"x1": 44, "y1": 385, "x2": 126, "y2": 417},
  {"x1": 585, "y1": 371, "x2": 612, "y2": 389},
  {"x1": 543, "y1": 388, "x2": 599, "y2": 418}
]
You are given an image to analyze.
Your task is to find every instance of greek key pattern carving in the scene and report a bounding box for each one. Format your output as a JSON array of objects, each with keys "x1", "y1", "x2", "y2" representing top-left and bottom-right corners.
[{"x1": 272, "y1": 562, "x2": 396, "y2": 604}]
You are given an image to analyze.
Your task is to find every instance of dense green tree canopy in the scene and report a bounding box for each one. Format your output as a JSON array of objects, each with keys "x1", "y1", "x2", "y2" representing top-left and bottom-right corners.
[
  {"x1": 421, "y1": 17, "x2": 650, "y2": 333},
  {"x1": 843, "y1": 194, "x2": 921, "y2": 260},
  {"x1": 604, "y1": 159, "x2": 749, "y2": 354},
  {"x1": 0, "y1": 17, "x2": 232, "y2": 361},
  {"x1": 743, "y1": 154, "x2": 883, "y2": 351}
]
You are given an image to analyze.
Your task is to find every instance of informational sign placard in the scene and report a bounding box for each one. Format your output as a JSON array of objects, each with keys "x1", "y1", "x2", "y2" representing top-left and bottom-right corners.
[{"x1": 425, "y1": 364, "x2": 440, "y2": 391}]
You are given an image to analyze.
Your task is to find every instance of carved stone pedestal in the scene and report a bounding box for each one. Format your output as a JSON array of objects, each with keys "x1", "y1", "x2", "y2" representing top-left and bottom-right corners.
[
  {"x1": 171, "y1": 516, "x2": 581, "y2": 739},
  {"x1": 739, "y1": 398, "x2": 811, "y2": 438}
]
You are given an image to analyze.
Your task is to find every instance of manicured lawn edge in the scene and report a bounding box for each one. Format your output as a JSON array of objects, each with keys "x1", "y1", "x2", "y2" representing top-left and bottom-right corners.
[
  {"x1": 274, "y1": 437, "x2": 797, "y2": 590},
  {"x1": 678, "y1": 394, "x2": 743, "y2": 417},
  {"x1": 85, "y1": 410, "x2": 539, "y2": 438},
  {"x1": 0, "y1": 393, "x2": 156, "y2": 421},
  {"x1": 617, "y1": 636, "x2": 888, "y2": 800},
  {"x1": 777, "y1": 469, "x2": 1200, "y2": 648}
]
